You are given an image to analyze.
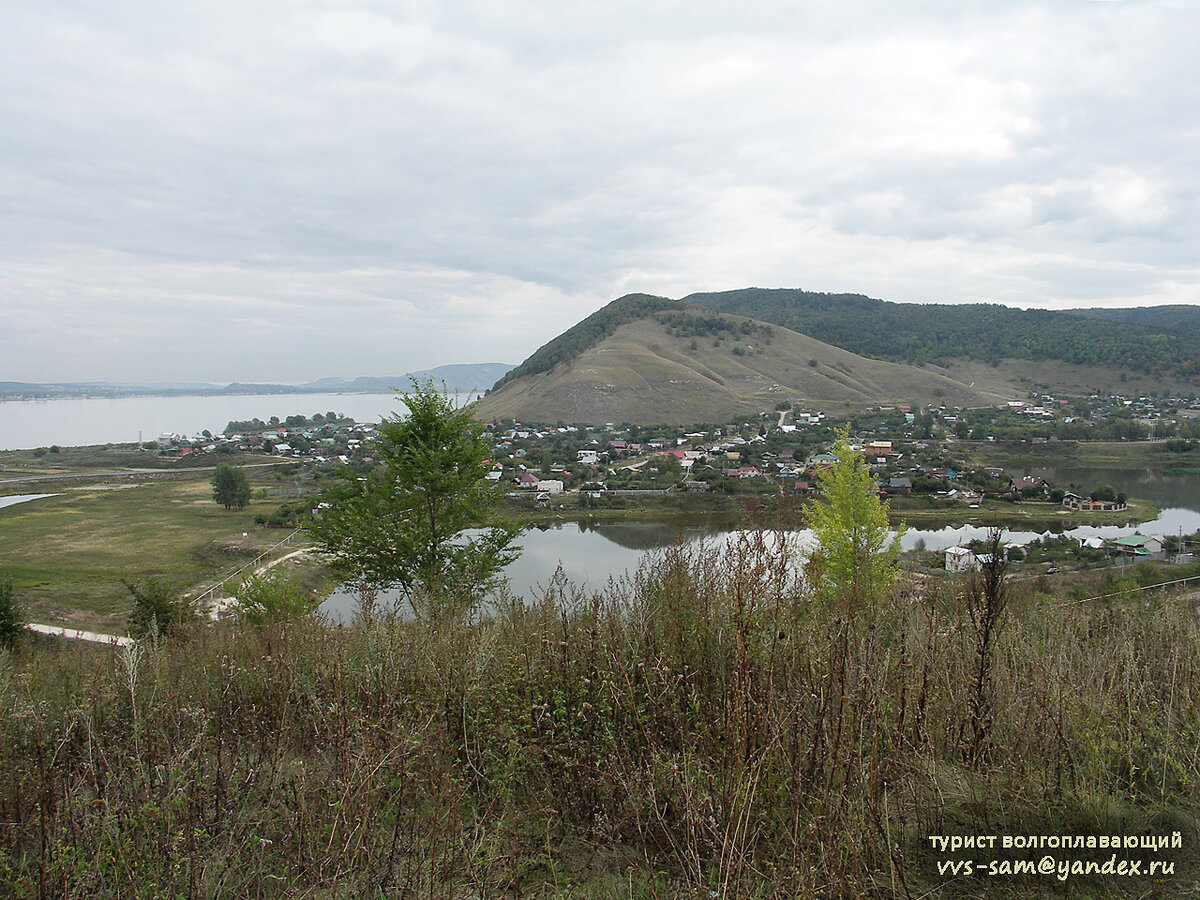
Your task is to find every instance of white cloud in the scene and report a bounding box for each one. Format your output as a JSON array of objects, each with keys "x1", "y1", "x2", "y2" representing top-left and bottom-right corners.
[{"x1": 1, "y1": 0, "x2": 1197, "y2": 381}]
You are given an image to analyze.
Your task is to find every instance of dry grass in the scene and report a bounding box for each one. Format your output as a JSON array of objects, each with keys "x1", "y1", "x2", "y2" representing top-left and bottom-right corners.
[
  {"x1": 1, "y1": 535, "x2": 1197, "y2": 898},
  {"x1": 475, "y1": 317, "x2": 1003, "y2": 425}
]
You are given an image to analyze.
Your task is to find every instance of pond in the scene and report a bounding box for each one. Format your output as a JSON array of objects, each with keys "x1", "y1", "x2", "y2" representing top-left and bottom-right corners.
[
  {"x1": 319, "y1": 505, "x2": 1200, "y2": 623},
  {"x1": 0, "y1": 493, "x2": 60, "y2": 510},
  {"x1": 1011, "y1": 464, "x2": 1200, "y2": 512}
]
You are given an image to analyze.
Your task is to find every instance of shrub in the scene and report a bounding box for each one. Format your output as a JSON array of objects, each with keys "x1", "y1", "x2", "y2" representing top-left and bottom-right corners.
[
  {"x1": 124, "y1": 577, "x2": 199, "y2": 639},
  {"x1": 0, "y1": 575, "x2": 21, "y2": 650},
  {"x1": 230, "y1": 571, "x2": 319, "y2": 627}
]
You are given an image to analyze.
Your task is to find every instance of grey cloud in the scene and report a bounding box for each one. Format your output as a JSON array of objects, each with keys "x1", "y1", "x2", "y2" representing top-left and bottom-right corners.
[{"x1": 1, "y1": 0, "x2": 1197, "y2": 381}]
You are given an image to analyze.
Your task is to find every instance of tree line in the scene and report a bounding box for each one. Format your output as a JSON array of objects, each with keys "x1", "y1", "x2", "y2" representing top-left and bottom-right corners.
[
  {"x1": 222, "y1": 411, "x2": 347, "y2": 435},
  {"x1": 686, "y1": 287, "x2": 1200, "y2": 379}
]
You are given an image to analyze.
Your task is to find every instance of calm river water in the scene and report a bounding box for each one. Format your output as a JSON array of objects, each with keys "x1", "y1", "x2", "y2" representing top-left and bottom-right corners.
[{"x1": 0, "y1": 393, "x2": 407, "y2": 450}]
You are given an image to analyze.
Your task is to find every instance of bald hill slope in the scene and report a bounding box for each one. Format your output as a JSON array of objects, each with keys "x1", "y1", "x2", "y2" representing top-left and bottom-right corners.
[{"x1": 474, "y1": 297, "x2": 1005, "y2": 425}]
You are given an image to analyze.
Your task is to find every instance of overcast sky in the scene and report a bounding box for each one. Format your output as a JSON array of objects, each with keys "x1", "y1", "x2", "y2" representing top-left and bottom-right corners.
[{"x1": 3, "y1": 0, "x2": 1198, "y2": 383}]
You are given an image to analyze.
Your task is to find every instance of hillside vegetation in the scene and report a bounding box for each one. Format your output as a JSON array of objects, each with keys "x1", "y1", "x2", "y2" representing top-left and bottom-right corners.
[
  {"x1": 3, "y1": 539, "x2": 1196, "y2": 897},
  {"x1": 477, "y1": 302, "x2": 1001, "y2": 424},
  {"x1": 490, "y1": 294, "x2": 682, "y2": 392},
  {"x1": 684, "y1": 288, "x2": 1200, "y2": 381},
  {"x1": 1070, "y1": 304, "x2": 1200, "y2": 338}
]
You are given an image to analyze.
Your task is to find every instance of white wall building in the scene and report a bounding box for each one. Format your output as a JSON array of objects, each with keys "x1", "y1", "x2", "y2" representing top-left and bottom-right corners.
[{"x1": 945, "y1": 546, "x2": 981, "y2": 573}]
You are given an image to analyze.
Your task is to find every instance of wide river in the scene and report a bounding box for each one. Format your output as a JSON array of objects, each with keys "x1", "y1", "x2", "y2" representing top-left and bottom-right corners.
[{"x1": 0, "y1": 392, "x2": 407, "y2": 450}]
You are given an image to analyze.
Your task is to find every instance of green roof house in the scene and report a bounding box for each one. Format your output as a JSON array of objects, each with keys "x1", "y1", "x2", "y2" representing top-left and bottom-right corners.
[{"x1": 1107, "y1": 534, "x2": 1164, "y2": 557}]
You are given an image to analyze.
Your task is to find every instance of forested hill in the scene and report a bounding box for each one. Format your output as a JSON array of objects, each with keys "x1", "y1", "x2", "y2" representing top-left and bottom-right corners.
[
  {"x1": 1067, "y1": 304, "x2": 1200, "y2": 339},
  {"x1": 683, "y1": 288, "x2": 1200, "y2": 380},
  {"x1": 489, "y1": 294, "x2": 682, "y2": 391}
]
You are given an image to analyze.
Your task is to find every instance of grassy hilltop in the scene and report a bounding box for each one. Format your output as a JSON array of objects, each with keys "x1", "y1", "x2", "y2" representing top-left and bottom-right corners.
[
  {"x1": 477, "y1": 290, "x2": 1200, "y2": 426},
  {"x1": 476, "y1": 297, "x2": 1003, "y2": 424}
]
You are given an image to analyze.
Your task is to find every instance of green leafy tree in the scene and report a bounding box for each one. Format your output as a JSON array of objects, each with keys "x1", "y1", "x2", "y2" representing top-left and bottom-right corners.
[
  {"x1": 803, "y1": 428, "x2": 904, "y2": 610},
  {"x1": 231, "y1": 571, "x2": 318, "y2": 627},
  {"x1": 0, "y1": 574, "x2": 23, "y2": 650},
  {"x1": 306, "y1": 381, "x2": 523, "y2": 620},
  {"x1": 125, "y1": 577, "x2": 200, "y2": 639},
  {"x1": 211, "y1": 463, "x2": 252, "y2": 510},
  {"x1": 659, "y1": 452, "x2": 683, "y2": 476}
]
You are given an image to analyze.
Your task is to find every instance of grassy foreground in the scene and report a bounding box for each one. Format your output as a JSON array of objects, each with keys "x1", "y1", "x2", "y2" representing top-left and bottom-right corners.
[{"x1": 2, "y1": 537, "x2": 1197, "y2": 898}]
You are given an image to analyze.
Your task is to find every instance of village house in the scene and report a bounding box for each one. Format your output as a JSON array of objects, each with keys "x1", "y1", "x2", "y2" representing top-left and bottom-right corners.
[
  {"x1": 945, "y1": 546, "x2": 985, "y2": 573},
  {"x1": 1062, "y1": 492, "x2": 1127, "y2": 512},
  {"x1": 1107, "y1": 534, "x2": 1164, "y2": 559},
  {"x1": 730, "y1": 466, "x2": 761, "y2": 479}
]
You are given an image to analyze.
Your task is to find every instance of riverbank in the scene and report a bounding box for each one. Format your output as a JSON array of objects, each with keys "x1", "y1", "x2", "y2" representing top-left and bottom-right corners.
[
  {"x1": 0, "y1": 441, "x2": 1178, "y2": 632},
  {"x1": 0, "y1": 442, "x2": 287, "y2": 486},
  {"x1": 888, "y1": 496, "x2": 1159, "y2": 529},
  {"x1": 504, "y1": 490, "x2": 1160, "y2": 530}
]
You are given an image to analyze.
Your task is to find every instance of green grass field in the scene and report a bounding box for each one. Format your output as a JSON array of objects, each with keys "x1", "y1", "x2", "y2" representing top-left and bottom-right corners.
[{"x1": 0, "y1": 479, "x2": 288, "y2": 632}]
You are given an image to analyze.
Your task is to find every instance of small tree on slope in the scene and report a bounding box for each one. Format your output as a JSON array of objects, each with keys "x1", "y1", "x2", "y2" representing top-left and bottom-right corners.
[{"x1": 803, "y1": 427, "x2": 904, "y2": 612}]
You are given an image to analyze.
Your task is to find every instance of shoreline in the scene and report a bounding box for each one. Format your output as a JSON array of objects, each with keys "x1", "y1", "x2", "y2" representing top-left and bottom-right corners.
[{"x1": 504, "y1": 492, "x2": 1161, "y2": 531}]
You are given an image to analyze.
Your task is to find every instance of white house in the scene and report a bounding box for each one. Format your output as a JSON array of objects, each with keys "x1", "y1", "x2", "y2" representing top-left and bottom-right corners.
[
  {"x1": 945, "y1": 546, "x2": 981, "y2": 573},
  {"x1": 537, "y1": 479, "x2": 564, "y2": 495}
]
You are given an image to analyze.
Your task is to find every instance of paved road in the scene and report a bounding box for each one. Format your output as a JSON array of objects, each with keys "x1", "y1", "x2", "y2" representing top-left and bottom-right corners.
[
  {"x1": 27, "y1": 623, "x2": 133, "y2": 647},
  {"x1": 0, "y1": 461, "x2": 291, "y2": 487}
]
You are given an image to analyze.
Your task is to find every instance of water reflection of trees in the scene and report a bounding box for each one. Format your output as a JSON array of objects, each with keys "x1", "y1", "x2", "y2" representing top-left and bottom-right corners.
[
  {"x1": 588, "y1": 521, "x2": 717, "y2": 551},
  {"x1": 1029, "y1": 467, "x2": 1200, "y2": 511}
]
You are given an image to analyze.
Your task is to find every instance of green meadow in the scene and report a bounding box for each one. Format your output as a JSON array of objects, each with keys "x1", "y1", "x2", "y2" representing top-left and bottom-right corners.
[{"x1": 0, "y1": 479, "x2": 281, "y2": 632}]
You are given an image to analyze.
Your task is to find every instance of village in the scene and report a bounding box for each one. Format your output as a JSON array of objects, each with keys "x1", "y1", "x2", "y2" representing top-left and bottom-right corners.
[{"x1": 142, "y1": 391, "x2": 1200, "y2": 576}]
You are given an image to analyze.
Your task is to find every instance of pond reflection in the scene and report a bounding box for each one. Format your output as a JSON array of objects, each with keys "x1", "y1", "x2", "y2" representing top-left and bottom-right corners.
[{"x1": 319, "y1": 506, "x2": 1200, "y2": 624}]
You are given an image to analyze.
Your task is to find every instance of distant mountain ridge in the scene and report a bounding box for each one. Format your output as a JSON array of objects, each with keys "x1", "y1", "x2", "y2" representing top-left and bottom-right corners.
[
  {"x1": 0, "y1": 363, "x2": 514, "y2": 400},
  {"x1": 684, "y1": 288, "x2": 1200, "y2": 379},
  {"x1": 303, "y1": 364, "x2": 515, "y2": 395}
]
